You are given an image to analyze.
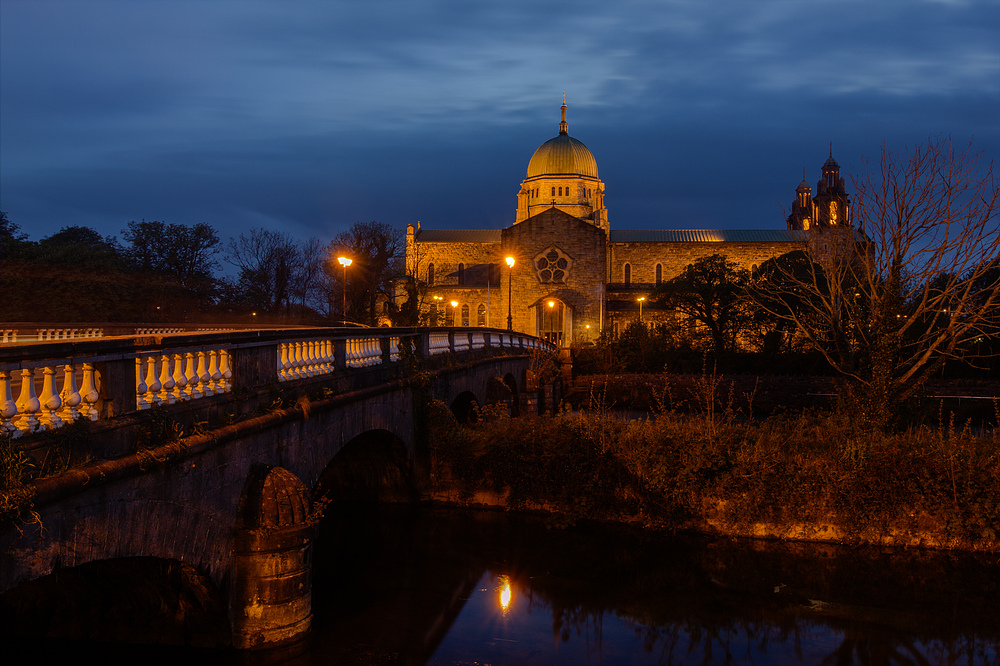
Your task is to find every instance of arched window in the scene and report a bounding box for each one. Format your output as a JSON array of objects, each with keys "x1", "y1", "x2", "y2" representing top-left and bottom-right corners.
[
  {"x1": 458, "y1": 263, "x2": 465, "y2": 285},
  {"x1": 551, "y1": 187, "x2": 555, "y2": 196},
  {"x1": 655, "y1": 263, "x2": 662, "y2": 285},
  {"x1": 428, "y1": 303, "x2": 438, "y2": 326},
  {"x1": 558, "y1": 186, "x2": 562, "y2": 196},
  {"x1": 624, "y1": 263, "x2": 631, "y2": 284},
  {"x1": 477, "y1": 304, "x2": 486, "y2": 326},
  {"x1": 461, "y1": 304, "x2": 470, "y2": 326},
  {"x1": 445, "y1": 304, "x2": 455, "y2": 326},
  {"x1": 427, "y1": 263, "x2": 434, "y2": 286}
]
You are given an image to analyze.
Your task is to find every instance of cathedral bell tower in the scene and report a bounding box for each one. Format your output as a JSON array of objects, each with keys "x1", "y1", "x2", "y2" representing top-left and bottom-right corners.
[{"x1": 787, "y1": 147, "x2": 852, "y2": 231}]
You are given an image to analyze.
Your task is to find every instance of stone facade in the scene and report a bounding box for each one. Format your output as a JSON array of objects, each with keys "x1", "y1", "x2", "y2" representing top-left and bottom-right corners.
[{"x1": 405, "y1": 103, "x2": 856, "y2": 346}]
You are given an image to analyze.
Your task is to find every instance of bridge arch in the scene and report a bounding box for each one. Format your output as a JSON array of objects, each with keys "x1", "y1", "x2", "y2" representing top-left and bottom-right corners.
[
  {"x1": 450, "y1": 390, "x2": 482, "y2": 423},
  {"x1": 0, "y1": 556, "x2": 229, "y2": 646},
  {"x1": 313, "y1": 429, "x2": 416, "y2": 504}
]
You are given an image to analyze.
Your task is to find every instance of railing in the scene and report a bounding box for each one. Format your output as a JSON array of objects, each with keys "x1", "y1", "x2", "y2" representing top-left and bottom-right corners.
[{"x1": 0, "y1": 327, "x2": 554, "y2": 438}]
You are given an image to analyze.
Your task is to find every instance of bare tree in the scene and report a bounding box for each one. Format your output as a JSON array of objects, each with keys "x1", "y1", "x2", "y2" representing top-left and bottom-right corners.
[
  {"x1": 326, "y1": 221, "x2": 403, "y2": 325},
  {"x1": 226, "y1": 228, "x2": 300, "y2": 315},
  {"x1": 761, "y1": 138, "x2": 1000, "y2": 428}
]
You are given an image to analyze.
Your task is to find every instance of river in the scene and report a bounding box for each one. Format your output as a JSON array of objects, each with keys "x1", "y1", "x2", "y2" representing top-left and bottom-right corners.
[{"x1": 17, "y1": 503, "x2": 1000, "y2": 665}]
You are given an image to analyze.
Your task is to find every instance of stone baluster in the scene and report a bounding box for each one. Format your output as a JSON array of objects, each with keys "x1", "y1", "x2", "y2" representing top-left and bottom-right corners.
[
  {"x1": 208, "y1": 349, "x2": 222, "y2": 394},
  {"x1": 278, "y1": 343, "x2": 290, "y2": 382},
  {"x1": 352, "y1": 338, "x2": 364, "y2": 367},
  {"x1": 1, "y1": 371, "x2": 19, "y2": 435},
  {"x1": 298, "y1": 341, "x2": 309, "y2": 378},
  {"x1": 136, "y1": 358, "x2": 150, "y2": 410},
  {"x1": 315, "y1": 340, "x2": 326, "y2": 373},
  {"x1": 219, "y1": 349, "x2": 233, "y2": 392},
  {"x1": 325, "y1": 339, "x2": 336, "y2": 372},
  {"x1": 184, "y1": 352, "x2": 201, "y2": 400},
  {"x1": 195, "y1": 351, "x2": 211, "y2": 397},
  {"x1": 59, "y1": 363, "x2": 82, "y2": 422},
  {"x1": 368, "y1": 338, "x2": 379, "y2": 366},
  {"x1": 313, "y1": 341, "x2": 326, "y2": 374},
  {"x1": 158, "y1": 354, "x2": 176, "y2": 404},
  {"x1": 14, "y1": 369, "x2": 41, "y2": 432},
  {"x1": 38, "y1": 366, "x2": 65, "y2": 429},
  {"x1": 389, "y1": 336, "x2": 400, "y2": 362},
  {"x1": 294, "y1": 342, "x2": 306, "y2": 378},
  {"x1": 79, "y1": 363, "x2": 100, "y2": 420},
  {"x1": 144, "y1": 356, "x2": 162, "y2": 406},
  {"x1": 301, "y1": 341, "x2": 315, "y2": 377},
  {"x1": 286, "y1": 343, "x2": 298, "y2": 379},
  {"x1": 309, "y1": 340, "x2": 321, "y2": 375},
  {"x1": 172, "y1": 353, "x2": 189, "y2": 401}
]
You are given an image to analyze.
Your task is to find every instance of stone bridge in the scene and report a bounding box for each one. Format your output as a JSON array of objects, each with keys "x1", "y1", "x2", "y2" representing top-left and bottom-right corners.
[{"x1": 0, "y1": 326, "x2": 556, "y2": 649}]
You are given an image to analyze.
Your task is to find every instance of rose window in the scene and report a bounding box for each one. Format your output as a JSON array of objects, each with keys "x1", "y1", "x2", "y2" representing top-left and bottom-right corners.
[{"x1": 534, "y1": 246, "x2": 572, "y2": 283}]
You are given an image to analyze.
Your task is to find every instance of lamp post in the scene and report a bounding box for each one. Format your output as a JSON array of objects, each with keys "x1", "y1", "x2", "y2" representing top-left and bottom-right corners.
[
  {"x1": 637, "y1": 296, "x2": 645, "y2": 323},
  {"x1": 338, "y1": 256, "x2": 352, "y2": 326},
  {"x1": 505, "y1": 256, "x2": 515, "y2": 330},
  {"x1": 547, "y1": 300, "x2": 555, "y2": 344},
  {"x1": 432, "y1": 295, "x2": 443, "y2": 326},
  {"x1": 450, "y1": 300, "x2": 458, "y2": 327}
]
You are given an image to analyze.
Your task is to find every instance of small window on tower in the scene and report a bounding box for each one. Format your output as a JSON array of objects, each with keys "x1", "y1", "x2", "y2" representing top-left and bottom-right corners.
[
  {"x1": 458, "y1": 263, "x2": 465, "y2": 285},
  {"x1": 551, "y1": 187, "x2": 555, "y2": 196},
  {"x1": 427, "y1": 263, "x2": 434, "y2": 286},
  {"x1": 558, "y1": 187, "x2": 563, "y2": 196},
  {"x1": 655, "y1": 264, "x2": 662, "y2": 285},
  {"x1": 624, "y1": 264, "x2": 631, "y2": 285}
]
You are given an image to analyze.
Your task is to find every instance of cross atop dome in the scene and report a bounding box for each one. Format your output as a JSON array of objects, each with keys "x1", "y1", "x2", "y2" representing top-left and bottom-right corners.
[{"x1": 559, "y1": 92, "x2": 568, "y2": 136}]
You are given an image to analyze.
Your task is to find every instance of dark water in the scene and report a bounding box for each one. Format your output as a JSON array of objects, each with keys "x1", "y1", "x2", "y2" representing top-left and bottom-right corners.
[
  {"x1": 303, "y1": 505, "x2": 1000, "y2": 666},
  {"x1": 15, "y1": 504, "x2": 1000, "y2": 665}
]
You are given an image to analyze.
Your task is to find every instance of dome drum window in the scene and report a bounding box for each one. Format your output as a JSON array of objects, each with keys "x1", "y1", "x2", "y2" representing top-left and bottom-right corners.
[{"x1": 534, "y1": 246, "x2": 572, "y2": 284}]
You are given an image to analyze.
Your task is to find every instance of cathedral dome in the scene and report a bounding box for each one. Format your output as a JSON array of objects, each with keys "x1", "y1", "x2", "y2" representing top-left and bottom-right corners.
[{"x1": 526, "y1": 135, "x2": 599, "y2": 179}]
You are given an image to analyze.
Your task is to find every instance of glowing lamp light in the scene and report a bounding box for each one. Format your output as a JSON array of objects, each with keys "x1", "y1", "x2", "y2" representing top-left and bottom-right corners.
[
  {"x1": 497, "y1": 575, "x2": 512, "y2": 614},
  {"x1": 505, "y1": 256, "x2": 515, "y2": 268}
]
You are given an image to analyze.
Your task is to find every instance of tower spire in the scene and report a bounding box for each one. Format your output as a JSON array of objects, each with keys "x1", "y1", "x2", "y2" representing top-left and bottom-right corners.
[{"x1": 559, "y1": 92, "x2": 568, "y2": 135}]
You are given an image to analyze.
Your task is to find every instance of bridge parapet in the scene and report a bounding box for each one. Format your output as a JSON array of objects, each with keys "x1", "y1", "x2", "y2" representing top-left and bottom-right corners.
[{"x1": 0, "y1": 327, "x2": 553, "y2": 439}]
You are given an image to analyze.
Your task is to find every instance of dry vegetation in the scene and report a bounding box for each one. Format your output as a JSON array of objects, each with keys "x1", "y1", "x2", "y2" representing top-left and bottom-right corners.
[{"x1": 426, "y1": 378, "x2": 1000, "y2": 551}]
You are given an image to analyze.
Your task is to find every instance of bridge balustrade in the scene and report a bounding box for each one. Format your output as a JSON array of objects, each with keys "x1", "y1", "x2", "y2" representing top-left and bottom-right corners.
[{"x1": 0, "y1": 327, "x2": 553, "y2": 438}]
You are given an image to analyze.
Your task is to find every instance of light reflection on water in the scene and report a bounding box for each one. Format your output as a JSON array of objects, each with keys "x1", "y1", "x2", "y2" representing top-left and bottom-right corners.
[{"x1": 424, "y1": 572, "x2": 881, "y2": 666}]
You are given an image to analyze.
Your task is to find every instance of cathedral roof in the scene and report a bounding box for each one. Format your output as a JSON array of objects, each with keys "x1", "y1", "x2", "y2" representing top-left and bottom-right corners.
[
  {"x1": 525, "y1": 97, "x2": 599, "y2": 179},
  {"x1": 610, "y1": 229, "x2": 810, "y2": 243},
  {"x1": 415, "y1": 229, "x2": 501, "y2": 243}
]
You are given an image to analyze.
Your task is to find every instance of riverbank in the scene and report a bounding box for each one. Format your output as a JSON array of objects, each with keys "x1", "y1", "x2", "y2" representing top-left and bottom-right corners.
[{"x1": 424, "y1": 396, "x2": 1000, "y2": 553}]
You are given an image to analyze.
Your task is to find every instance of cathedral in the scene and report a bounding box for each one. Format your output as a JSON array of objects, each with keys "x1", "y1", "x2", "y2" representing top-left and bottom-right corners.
[{"x1": 405, "y1": 98, "x2": 854, "y2": 346}]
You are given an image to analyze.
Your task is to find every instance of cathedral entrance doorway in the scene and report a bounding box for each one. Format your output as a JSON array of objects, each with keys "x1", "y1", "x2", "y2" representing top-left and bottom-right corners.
[{"x1": 537, "y1": 299, "x2": 568, "y2": 346}]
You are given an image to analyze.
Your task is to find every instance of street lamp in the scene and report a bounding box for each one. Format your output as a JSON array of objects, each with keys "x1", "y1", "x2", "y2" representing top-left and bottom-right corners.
[
  {"x1": 547, "y1": 300, "x2": 555, "y2": 344},
  {"x1": 637, "y1": 296, "x2": 646, "y2": 323},
  {"x1": 338, "y1": 256, "x2": 352, "y2": 326},
  {"x1": 432, "y1": 295, "x2": 443, "y2": 326},
  {"x1": 505, "y1": 256, "x2": 515, "y2": 330},
  {"x1": 450, "y1": 300, "x2": 459, "y2": 327}
]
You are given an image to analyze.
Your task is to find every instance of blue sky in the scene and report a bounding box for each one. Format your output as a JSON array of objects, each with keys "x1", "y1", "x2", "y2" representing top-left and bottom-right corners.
[{"x1": 2, "y1": 0, "x2": 998, "y2": 245}]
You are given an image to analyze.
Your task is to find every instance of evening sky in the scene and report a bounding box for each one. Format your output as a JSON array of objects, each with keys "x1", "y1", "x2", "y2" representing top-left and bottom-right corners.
[{"x1": 2, "y1": 0, "x2": 998, "y2": 245}]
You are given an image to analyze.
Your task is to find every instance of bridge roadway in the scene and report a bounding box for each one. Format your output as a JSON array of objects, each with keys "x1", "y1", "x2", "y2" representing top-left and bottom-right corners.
[{"x1": 0, "y1": 326, "x2": 554, "y2": 649}]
